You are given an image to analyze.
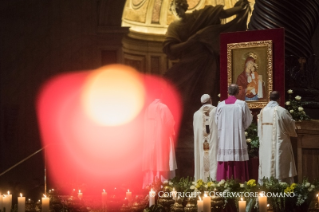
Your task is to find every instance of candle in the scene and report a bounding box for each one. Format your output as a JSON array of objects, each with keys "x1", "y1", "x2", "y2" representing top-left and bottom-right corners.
[
  {"x1": 42, "y1": 195, "x2": 50, "y2": 212},
  {"x1": 0, "y1": 194, "x2": 3, "y2": 211},
  {"x1": 258, "y1": 192, "x2": 267, "y2": 212},
  {"x1": 3, "y1": 195, "x2": 8, "y2": 211},
  {"x1": 102, "y1": 189, "x2": 107, "y2": 207},
  {"x1": 78, "y1": 190, "x2": 83, "y2": 200},
  {"x1": 317, "y1": 194, "x2": 319, "y2": 205},
  {"x1": 203, "y1": 192, "x2": 210, "y2": 212},
  {"x1": 149, "y1": 189, "x2": 155, "y2": 207},
  {"x1": 18, "y1": 193, "x2": 25, "y2": 212},
  {"x1": 126, "y1": 189, "x2": 132, "y2": 205},
  {"x1": 172, "y1": 188, "x2": 177, "y2": 200},
  {"x1": 7, "y1": 191, "x2": 12, "y2": 212},
  {"x1": 197, "y1": 197, "x2": 203, "y2": 212},
  {"x1": 238, "y1": 197, "x2": 246, "y2": 212}
]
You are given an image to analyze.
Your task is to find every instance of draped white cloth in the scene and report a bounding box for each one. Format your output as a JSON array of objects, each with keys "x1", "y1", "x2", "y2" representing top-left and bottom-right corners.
[
  {"x1": 258, "y1": 101, "x2": 297, "y2": 184},
  {"x1": 215, "y1": 100, "x2": 252, "y2": 161},
  {"x1": 142, "y1": 99, "x2": 177, "y2": 188},
  {"x1": 193, "y1": 104, "x2": 218, "y2": 182}
]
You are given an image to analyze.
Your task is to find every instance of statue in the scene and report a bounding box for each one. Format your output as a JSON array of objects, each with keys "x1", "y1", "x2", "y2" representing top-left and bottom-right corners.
[{"x1": 163, "y1": 0, "x2": 250, "y2": 126}]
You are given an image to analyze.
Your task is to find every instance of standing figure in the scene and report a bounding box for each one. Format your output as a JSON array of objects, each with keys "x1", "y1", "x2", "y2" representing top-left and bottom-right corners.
[
  {"x1": 258, "y1": 91, "x2": 297, "y2": 184},
  {"x1": 142, "y1": 97, "x2": 177, "y2": 188},
  {"x1": 193, "y1": 94, "x2": 218, "y2": 182},
  {"x1": 215, "y1": 84, "x2": 252, "y2": 182},
  {"x1": 163, "y1": 0, "x2": 250, "y2": 124}
]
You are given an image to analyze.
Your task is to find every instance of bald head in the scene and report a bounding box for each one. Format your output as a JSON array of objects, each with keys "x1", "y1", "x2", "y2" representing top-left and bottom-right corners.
[
  {"x1": 270, "y1": 91, "x2": 280, "y2": 101},
  {"x1": 228, "y1": 84, "x2": 239, "y2": 96}
]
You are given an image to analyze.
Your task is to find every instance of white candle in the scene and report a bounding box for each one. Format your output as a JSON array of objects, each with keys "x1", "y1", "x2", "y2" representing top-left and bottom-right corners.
[
  {"x1": 102, "y1": 189, "x2": 107, "y2": 207},
  {"x1": 78, "y1": 190, "x2": 83, "y2": 200},
  {"x1": 203, "y1": 192, "x2": 210, "y2": 212},
  {"x1": 42, "y1": 195, "x2": 50, "y2": 212},
  {"x1": 149, "y1": 189, "x2": 155, "y2": 207},
  {"x1": 172, "y1": 188, "x2": 177, "y2": 200},
  {"x1": 197, "y1": 197, "x2": 203, "y2": 212},
  {"x1": 7, "y1": 191, "x2": 12, "y2": 212},
  {"x1": 18, "y1": 193, "x2": 25, "y2": 212},
  {"x1": 239, "y1": 197, "x2": 246, "y2": 212},
  {"x1": 126, "y1": 189, "x2": 132, "y2": 205},
  {"x1": 3, "y1": 195, "x2": 8, "y2": 211},
  {"x1": 0, "y1": 194, "x2": 3, "y2": 211},
  {"x1": 258, "y1": 192, "x2": 267, "y2": 212}
]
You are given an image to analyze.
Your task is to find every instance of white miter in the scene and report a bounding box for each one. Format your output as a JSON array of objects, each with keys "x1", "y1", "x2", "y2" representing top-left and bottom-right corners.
[{"x1": 201, "y1": 94, "x2": 210, "y2": 104}]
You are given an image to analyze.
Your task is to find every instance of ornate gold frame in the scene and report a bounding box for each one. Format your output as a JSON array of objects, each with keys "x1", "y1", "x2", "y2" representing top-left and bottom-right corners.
[{"x1": 227, "y1": 40, "x2": 273, "y2": 109}]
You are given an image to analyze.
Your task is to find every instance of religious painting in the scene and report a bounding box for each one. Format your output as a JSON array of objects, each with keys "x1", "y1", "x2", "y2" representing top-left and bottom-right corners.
[{"x1": 227, "y1": 40, "x2": 273, "y2": 109}]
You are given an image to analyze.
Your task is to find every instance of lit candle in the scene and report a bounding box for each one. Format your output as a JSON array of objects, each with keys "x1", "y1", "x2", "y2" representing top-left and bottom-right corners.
[
  {"x1": 0, "y1": 193, "x2": 3, "y2": 211},
  {"x1": 18, "y1": 193, "x2": 25, "y2": 212},
  {"x1": 149, "y1": 189, "x2": 155, "y2": 207},
  {"x1": 3, "y1": 195, "x2": 8, "y2": 211},
  {"x1": 258, "y1": 192, "x2": 267, "y2": 212},
  {"x1": 197, "y1": 196, "x2": 203, "y2": 212},
  {"x1": 172, "y1": 188, "x2": 177, "y2": 200},
  {"x1": 126, "y1": 189, "x2": 132, "y2": 206},
  {"x1": 238, "y1": 197, "x2": 246, "y2": 212},
  {"x1": 102, "y1": 189, "x2": 107, "y2": 207},
  {"x1": 78, "y1": 190, "x2": 83, "y2": 200},
  {"x1": 42, "y1": 195, "x2": 50, "y2": 212},
  {"x1": 7, "y1": 191, "x2": 12, "y2": 212},
  {"x1": 317, "y1": 194, "x2": 319, "y2": 205},
  {"x1": 203, "y1": 192, "x2": 210, "y2": 212}
]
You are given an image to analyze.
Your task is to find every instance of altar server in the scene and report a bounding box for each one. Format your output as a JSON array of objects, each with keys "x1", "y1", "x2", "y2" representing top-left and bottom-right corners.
[
  {"x1": 215, "y1": 84, "x2": 252, "y2": 182},
  {"x1": 193, "y1": 94, "x2": 218, "y2": 181},
  {"x1": 258, "y1": 91, "x2": 297, "y2": 184},
  {"x1": 142, "y1": 95, "x2": 177, "y2": 188}
]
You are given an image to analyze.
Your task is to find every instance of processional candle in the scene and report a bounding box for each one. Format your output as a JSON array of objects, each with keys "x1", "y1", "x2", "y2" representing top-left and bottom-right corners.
[
  {"x1": 258, "y1": 192, "x2": 267, "y2": 212},
  {"x1": 18, "y1": 193, "x2": 25, "y2": 212},
  {"x1": 42, "y1": 195, "x2": 50, "y2": 212},
  {"x1": 126, "y1": 189, "x2": 132, "y2": 205},
  {"x1": 238, "y1": 197, "x2": 246, "y2": 212},
  {"x1": 6, "y1": 191, "x2": 12, "y2": 212},
  {"x1": 203, "y1": 192, "x2": 210, "y2": 212},
  {"x1": 197, "y1": 197, "x2": 203, "y2": 212},
  {"x1": 149, "y1": 189, "x2": 155, "y2": 207}
]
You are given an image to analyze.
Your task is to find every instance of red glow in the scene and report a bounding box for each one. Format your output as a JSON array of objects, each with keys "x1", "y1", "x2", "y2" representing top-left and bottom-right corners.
[{"x1": 36, "y1": 65, "x2": 181, "y2": 194}]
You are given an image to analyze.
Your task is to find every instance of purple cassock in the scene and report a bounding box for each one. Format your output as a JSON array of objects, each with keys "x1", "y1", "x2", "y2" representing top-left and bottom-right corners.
[{"x1": 216, "y1": 95, "x2": 251, "y2": 183}]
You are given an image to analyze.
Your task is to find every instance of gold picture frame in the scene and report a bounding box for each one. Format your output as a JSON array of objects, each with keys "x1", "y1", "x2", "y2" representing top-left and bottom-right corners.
[{"x1": 227, "y1": 40, "x2": 273, "y2": 109}]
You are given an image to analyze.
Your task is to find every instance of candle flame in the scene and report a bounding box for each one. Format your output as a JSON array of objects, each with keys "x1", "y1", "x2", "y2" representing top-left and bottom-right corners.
[
  {"x1": 79, "y1": 190, "x2": 81, "y2": 193},
  {"x1": 267, "y1": 204, "x2": 270, "y2": 207},
  {"x1": 317, "y1": 194, "x2": 318, "y2": 197},
  {"x1": 241, "y1": 198, "x2": 243, "y2": 201},
  {"x1": 20, "y1": 193, "x2": 22, "y2": 197},
  {"x1": 7, "y1": 191, "x2": 10, "y2": 195},
  {"x1": 52, "y1": 189, "x2": 54, "y2": 191},
  {"x1": 43, "y1": 194, "x2": 47, "y2": 198},
  {"x1": 204, "y1": 193, "x2": 207, "y2": 197},
  {"x1": 3, "y1": 195, "x2": 6, "y2": 197},
  {"x1": 103, "y1": 189, "x2": 105, "y2": 192},
  {"x1": 173, "y1": 188, "x2": 175, "y2": 191},
  {"x1": 199, "y1": 197, "x2": 202, "y2": 201},
  {"x1": 260, "y1": 192, "x2": 264, "y2": 197},
  {"x1": 127, "y1": 189, "x2": 129, "y2": 192},
  {"x1": 73, "y1": 189, "x2": 75, "y2": 191}
]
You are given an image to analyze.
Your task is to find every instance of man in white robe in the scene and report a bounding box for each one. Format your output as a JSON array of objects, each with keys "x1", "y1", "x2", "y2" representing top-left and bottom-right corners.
[
  {"x1": 193, "y1": 94, "x2": 218, "y2": 182},
  {"x1": 258, "y1": 91, "x2": 297, "y2": 184},
  {"x1": 215, "y1": 84, "x2": 252, "y2": 182},
  {"x1": 142, "y1": 98, "x2": 177, "y2": 188}
]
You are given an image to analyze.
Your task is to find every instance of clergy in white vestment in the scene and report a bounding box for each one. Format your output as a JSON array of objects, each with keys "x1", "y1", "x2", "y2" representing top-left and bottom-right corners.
[
  {"x1": 193, "y1": 94, "x2": 218, "y2": 182},
  {"x1": 215, "y1": 84, "x2": 253, "y2": 182},
  {"x1": 142, "y1": 98, "x2": 177, "y2": 188},
  {"x1": 258, "y1": 91, "x2": 297, "y2": 184}
]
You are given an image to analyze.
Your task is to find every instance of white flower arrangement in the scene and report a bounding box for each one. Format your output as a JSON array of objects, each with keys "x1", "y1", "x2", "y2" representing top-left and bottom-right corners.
[
  {"x1": 287, "y1": 89, "x2": 293, "y2": 94},
  {"x1": 298, "y1": 107, "x2": 304, "y2": 111},
  {"x1": 285, "y1": 101, "x2": 290, "y2": 105},
  {"x1": 246, "y1": 138, "x2": 251, "y2": 143},
  {"x1": 218, "y1": 94, "x2": 221, "y2": 98},
  {"x1": 290, "y1": 110, "x2": 294, "y2": 113},
  {"x1": 245, "y1": 131, "x2": 248, "y2": 136},
  {"x1": 295, "y1": 95, "x2": 302, "y2": 101}
]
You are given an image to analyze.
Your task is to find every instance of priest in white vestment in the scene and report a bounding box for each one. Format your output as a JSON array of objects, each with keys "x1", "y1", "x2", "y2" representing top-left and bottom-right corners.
[
  {"x1": 193, "y1": 94, "x2": 218, "y2": 182},
  {"x1": 258, "y1": 91, "x2": 297, "y2": 184},
  {"x1": 142, "y1": 98, "x2": 177, "y2": 188},
  {"x1": 215, "y1": 84, "x2": 252, "y2": 182}
]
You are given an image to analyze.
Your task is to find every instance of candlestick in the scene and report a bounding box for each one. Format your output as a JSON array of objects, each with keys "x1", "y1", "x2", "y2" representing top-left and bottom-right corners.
[
  {"x1": 78, "y1": 190, "x2": 83, "y2": 200},
  {"x1": 102, "y1": 189, "x2": 107, "y2": 207},
  {"x1": 197, "y1": 197, "x2": 203, "y2": 212},
  {"x1": 258, "y1": 192, "x2": 267, "y2": 212},
  {"x1": 42, "y1": 195, "x2": 50, "y2": 212},
  {"x1": 203, "y1": 192, "x2": 210, "y2": 212},
  {"x1": 18, "y1": 193, "x2": 25, "y2": 212},
  {"x1": 172, "y1": 188, "x2": 177, "y2": 200},
  {"x1": 239, "y1": 197, "x2": 246, "y2": 212},
  {"x1": 149, "y1": 189, "x2": 155, "y2": 207}
]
